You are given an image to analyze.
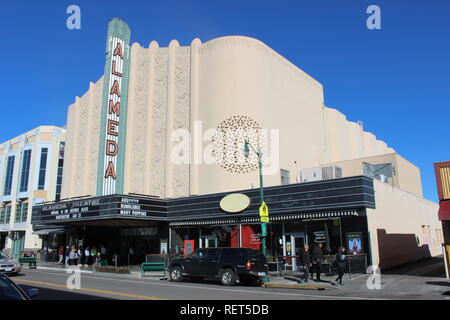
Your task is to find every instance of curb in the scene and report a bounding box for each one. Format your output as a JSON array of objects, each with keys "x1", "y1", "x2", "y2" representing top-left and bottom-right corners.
[
  {"x1": 34, "y1": 266, "x2": 167, "y2": 279},
  {"x1": 262, "y1": 283, "x2": 326, "y2": 290}
]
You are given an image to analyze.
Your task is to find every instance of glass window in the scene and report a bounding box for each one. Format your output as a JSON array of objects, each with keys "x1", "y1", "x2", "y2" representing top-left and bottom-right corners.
[
  {"x1": 14, "y1": 203, "x2": 28, "y2": 223},
  {"x1": 3, "y1": 156, "x2": 15, "y2": 196},
  {"x1": 1, "y1": 206, "x2": 11, "y2": 224},
  {"x1": 191, "y1": 249, "x2": 206, "y2": 258},
  {"x1": 55, "y1": 142, "x2": 64, "y2": 201},
  {"x1": 0, "y1": 275, "x2": 25, "y2": 300},
  {"x1": 37, "y1": 148, "x2": 48, "y2": 190},
  {"x1": 281, "y1": 169, "x2": 290, "y2": 185},
  {"x1": 220, "y1": 248, "x2": 237, "y2": 260},
  {"x1": 19, "y1": 150, "x2": 32, "y2": 193},
  {"x1": 207, "y1": 248, "x2": 219, "y2": 259}
]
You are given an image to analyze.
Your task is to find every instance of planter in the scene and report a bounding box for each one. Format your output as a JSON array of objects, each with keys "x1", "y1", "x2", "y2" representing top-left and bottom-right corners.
[{"x1": 94, "y1": 266, "x2": 130, "y2": 274}]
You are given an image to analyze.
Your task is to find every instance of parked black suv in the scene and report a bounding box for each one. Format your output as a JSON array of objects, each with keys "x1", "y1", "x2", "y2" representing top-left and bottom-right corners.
[{"x1": 168, "y1": 247, "x2": 268, "y2": 286}]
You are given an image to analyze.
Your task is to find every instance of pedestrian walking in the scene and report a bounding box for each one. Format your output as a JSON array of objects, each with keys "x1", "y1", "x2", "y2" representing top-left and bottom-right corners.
[
  {"x1": 58, "y1": 246, "x2": 64, "y2": 264},
  {"x1": 311, "y1": 242, "x2": 324, "y2": 281},
  {"x1": 64, "y1": 246, "x2": 70, "y2": 266},
  {"x1": 298, "y1": 244, "x2": 312, "y2": 283},
  {"x1": 334, "y1": 246, "x2": 348, "y2": 286}
]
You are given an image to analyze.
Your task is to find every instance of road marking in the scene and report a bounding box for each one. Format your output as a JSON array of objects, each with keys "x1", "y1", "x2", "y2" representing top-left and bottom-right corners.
[
  {"x1": 15, "y1": 278, "x2": 168, "y2": 300},
  {"x1": 22, "y1": 269, "x2": 385, "y2": 300}
]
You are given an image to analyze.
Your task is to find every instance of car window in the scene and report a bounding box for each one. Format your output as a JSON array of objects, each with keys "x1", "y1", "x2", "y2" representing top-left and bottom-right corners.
[
  {"x1": 207, "y1": 249, "x2": 219, "y2": 259},
  {"x1": 221, "y1": 248, "x2": 237, "y2": 260},
  {"x1": 0, "y1": 277, "x2": 25, "y2": 300},
  {"x1": 0, "y1": 251, "x2": 11, "y2": 260},
  {"x1": 190, "y1": 249, "x2": 206, "y2": 258}
]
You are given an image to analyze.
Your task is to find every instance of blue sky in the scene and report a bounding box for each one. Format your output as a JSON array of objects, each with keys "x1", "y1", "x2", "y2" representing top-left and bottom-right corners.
[{"x1": 1, "y1": 1, "x2": 449, "y2": 201}]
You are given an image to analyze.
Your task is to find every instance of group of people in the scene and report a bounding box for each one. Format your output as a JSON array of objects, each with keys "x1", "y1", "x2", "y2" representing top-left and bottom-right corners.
[
  {"x1": 56, "y1": 243, "x2": 137, "y2": 267},
  {"x1": 297, "y1": 242, "x2": 348, "y2": 286},
  {"x1": 57, "y1": 244, "x2": 108, "y2": 266}
]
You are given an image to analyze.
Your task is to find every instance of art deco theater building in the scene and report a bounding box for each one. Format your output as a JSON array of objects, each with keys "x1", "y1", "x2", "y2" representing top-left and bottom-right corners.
[{"x1": 31, "y1": 18, "x2": 442, "y2": 270}]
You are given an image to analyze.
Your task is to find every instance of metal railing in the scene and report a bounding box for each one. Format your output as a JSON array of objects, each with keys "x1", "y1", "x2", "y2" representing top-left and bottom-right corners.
[{"x1": 270, "y1": 254, "x2": 368, "y2": 280}]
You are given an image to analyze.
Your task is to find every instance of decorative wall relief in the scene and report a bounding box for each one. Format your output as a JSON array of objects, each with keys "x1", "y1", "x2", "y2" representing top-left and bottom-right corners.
[
  {"x1": 211, "y1": 115, "x2": 266, "y2": 174},
  {"x1": 129, "y1": 46, "x2": 150, "y2": 194},
  {"x1": 171, "y1": 47, "x2": 191, "y2": 197},
  {"x1": 150, "y1": 49, "x2": 169, "y2": 197}
]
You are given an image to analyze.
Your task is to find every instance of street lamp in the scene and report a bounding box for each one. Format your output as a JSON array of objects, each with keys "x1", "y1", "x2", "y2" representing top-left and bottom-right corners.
[{"x1": 243, "y1": 140, "x2": 267, "y2": 256}]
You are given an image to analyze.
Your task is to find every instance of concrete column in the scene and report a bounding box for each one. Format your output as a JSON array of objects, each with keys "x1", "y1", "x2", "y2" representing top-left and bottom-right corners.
[
  {"x1": 164, "y1": 40, "x2": 180, "y2": 198},
  {"x1": 189, "y1": 38, "x2": 201, "y2": 196}
]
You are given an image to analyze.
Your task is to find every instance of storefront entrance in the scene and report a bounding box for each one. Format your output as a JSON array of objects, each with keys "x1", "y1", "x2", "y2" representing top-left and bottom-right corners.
[
  {"x1": 283, "y1": 232, "x2": 305, "y2": 270},
  {"x1": 11, "y1": 231, "x2": 25, "y2": 259},
  {"x1": 199, "y1": 235, "x2": 218, "y2": 248}
]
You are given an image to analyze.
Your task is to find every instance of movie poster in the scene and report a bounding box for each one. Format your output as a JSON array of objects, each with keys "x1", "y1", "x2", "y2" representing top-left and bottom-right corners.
[{"x1": 346, "y1": 232, "x2": 363, "y2": 254}]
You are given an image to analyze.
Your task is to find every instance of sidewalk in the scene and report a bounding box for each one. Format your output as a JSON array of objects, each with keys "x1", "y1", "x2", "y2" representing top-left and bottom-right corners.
[
  {"x1": 32, "y1": 262, "x2": 365, "y2": 289},
  {"x1": 34, "y1": 262, "x2": 166, "y2": 279}
]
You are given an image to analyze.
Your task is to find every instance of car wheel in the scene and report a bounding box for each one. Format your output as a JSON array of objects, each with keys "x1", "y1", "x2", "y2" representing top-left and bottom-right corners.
[
  {"x1": 169, "y1": 266, "x2": 183, "y2": 282},
  {"x1": 220, "y1": 268, "x2": 236, "y2": 286}
]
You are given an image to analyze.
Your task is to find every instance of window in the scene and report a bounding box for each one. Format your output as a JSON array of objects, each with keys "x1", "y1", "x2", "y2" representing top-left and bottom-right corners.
[
  {"x1": 0, "y1": 206, "x2": 11, "y2": 224},
  {"x1": 55, "y1": 142, "x2": 64, "y2": 201},
  {"x1": 14, "y1": 203, "x2": 28, "y2": 223},
  {"x1": 281, "y1": 169, "x2": 290, "y2": 185},
  {"x1": 207, "y1": 248, "x2": 219, "y2": 259},
  {"x1": 19, "y1": 150, "x2": 32, "y2": 193},
  {"x1": 220, "y1": 248, "x2": 236, "y2": 260},
  {"x1": 191, "y1": 249, "x2": 206, "y2": 258},
  {"x1": 3, "y1": 156, "x2": 15, "y2": 196},
  {"x1": 37, "y1": 148, "x2": 48, "y2": 190}
]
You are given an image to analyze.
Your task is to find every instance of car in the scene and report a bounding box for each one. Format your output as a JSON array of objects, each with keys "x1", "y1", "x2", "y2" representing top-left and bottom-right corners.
[
  {"x1": 0, "y1": 272, "x2": 39, "y2": 300},
  {"x1": 168, "y1": 247, "x2": 268, "y2": 286},
  {"x1": 0, "y1": 251, "x2": 22, "y2": 275}
]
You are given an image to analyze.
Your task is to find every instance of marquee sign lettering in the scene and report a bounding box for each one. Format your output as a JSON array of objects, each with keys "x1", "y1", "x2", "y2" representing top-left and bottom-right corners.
[{"x1": 97, "y1": 18, "x2": 131, "y2": 196}]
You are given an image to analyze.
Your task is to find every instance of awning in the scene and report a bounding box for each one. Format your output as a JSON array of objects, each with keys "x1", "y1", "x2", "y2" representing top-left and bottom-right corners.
[
  {"x1": 169, "y1": 209, "x2": 359, "y2": 227},
  {"x1": 439, "y1": 201, "x2": 450, "y2": 221},
  {"x1": 32, "y1": 228, "x2": 68, "y2": 235}
]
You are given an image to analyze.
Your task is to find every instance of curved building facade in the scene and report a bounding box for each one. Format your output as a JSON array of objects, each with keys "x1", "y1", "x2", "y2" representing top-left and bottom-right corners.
[{"x1": 61, "y1": 19, "x2": 397, "y2": 201}]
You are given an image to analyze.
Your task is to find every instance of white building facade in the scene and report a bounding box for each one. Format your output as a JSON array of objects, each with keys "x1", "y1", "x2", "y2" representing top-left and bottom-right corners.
[{"x1": 0, "y1": 126, "x2": 65, "y2": 257}]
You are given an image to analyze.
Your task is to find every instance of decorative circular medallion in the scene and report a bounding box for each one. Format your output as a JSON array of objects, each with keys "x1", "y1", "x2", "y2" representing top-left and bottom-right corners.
[{"x1": 211, "y1": 115, "x2": 266, "y2": 174}]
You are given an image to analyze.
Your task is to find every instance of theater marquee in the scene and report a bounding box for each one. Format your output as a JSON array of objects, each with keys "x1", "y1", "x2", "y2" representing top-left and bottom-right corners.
[{"x1": 97, "y1": 18, "x2": 131, "y2": 196}]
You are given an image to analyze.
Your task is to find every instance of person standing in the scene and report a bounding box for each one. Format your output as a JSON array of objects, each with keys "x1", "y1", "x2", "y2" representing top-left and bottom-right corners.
[
  {"x1": 129, "y1": 247, "x2": 134, "y2": 265},
  {"x1": 298, "y1": 244, "x2": 312, "y2": 283},
  {"x1": 69, "y1": 246, "x2": 78, "y2": 266},
  {"x1": 77, "y1": 246, "x2": 83, "y2": 266},
  {"x1": 334, "y1": 246, "x2": 348, "y2": 286},
  {"x1": 311, "y1": 242, "x2": 324, "y2": 281},
  {"x1": 84, "y1": 246, "x2": 91, "y2": 266},
  {"x1": 91, "y1": 247, "x2": 98, "y2": 266}
]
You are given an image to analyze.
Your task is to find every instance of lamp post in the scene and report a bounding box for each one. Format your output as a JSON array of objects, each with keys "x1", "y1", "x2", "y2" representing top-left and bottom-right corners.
[{"x1": 244, "y1": 140, "x2": 267, "y2": 256}]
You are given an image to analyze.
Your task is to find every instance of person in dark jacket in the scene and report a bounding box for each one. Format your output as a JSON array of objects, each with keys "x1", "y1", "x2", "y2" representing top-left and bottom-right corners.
[
  {"x1": 298, "y1": 244, "x2": 312, "y2": 283},
  {"x1": 311, "y1": 242, "x2": 324, "y2": 281},
  {"x1": 334, "y1": 246, "x2": 348, "y2": 286}
]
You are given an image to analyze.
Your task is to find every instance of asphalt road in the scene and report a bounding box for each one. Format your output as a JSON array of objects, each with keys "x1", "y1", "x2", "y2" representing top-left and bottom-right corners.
[{"x1": 10, "y1": 266, "x2": 450, "y2": 300}]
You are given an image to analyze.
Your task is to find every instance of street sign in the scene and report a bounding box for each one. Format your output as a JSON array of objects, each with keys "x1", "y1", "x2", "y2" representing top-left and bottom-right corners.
[{"x1": 259, "y1": 201, "x2": 269, "y2": 223}]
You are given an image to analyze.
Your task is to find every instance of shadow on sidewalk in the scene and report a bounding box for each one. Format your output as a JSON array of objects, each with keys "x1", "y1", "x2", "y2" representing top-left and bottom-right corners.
[{"x1": 381, "y1": 257, "x2": 445, "y2": 277}]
